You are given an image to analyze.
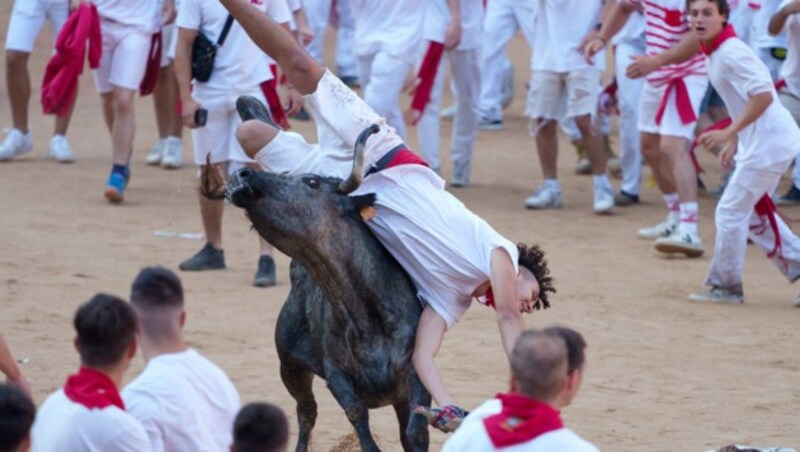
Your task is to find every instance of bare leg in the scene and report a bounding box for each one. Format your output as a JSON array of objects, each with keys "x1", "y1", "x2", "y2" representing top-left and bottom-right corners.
[
  {"x1": 6, "y1": 51, "x2": 31, "y2": 132},
  {"x1": 153, "y1": 65, "x2": 183, "y2": 139},
  {"x1": 640, "y1": 132, "x2": 676, "y2": 195},
  {"x1": 220, "y1": 0, "x2": 324, "y2": 94},
  {"x1": 535, "y1": 119, "x2": 558, "y2": 180},
  {"x1": 237, "y1": 120, "x2": 281, "y2": 159},
  {"x1": 110, "y1": 87, "x2": 137, "y2": 166},
  {"x1": 662, "y1": 135, "x2": 696, "y2": 203},
  {"x1": 574, "y1": 114, "x2": 607, "y2": 175},
  {"x1": 198, "y1": 188, "x2": 224, "y2": 250},
  {"x1": 54, "y1": 94, "x2": 74, "y2": 136},
  {"x1": 101, "y1": 93, "x2": 114, "y2": 133}
]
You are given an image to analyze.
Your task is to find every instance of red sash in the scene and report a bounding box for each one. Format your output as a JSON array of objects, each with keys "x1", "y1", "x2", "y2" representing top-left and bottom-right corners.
[
  {"x1": 407, "y1": 41, "x2": 445, "y2": 125},
  {"x1": 483, "y1": 393, "x2": 564, "y2": 448},
  {"x1": 63, "y1": 367, "x2": 125, "y2": 410},
  {"x1": 139, "y1": 31, "x2": 163, "y2": 96}
]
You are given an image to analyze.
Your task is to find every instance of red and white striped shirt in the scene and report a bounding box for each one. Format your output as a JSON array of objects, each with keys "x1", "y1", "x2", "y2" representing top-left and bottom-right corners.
[{"x1": 631, "y1": 0, "x2": 707, "y2": 87}]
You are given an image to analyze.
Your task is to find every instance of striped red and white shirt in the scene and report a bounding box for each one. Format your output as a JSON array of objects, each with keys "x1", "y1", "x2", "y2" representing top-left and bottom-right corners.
[{"x1": 631, "y1": 0, "x2": 707, "y2": 87}]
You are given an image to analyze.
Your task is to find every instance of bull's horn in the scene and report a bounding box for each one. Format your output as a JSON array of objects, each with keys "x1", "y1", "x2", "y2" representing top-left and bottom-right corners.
[
  {"x1": 337, "y1": 124, "x2": 381, "y2": 194},
  {"x1": 200, "y1": 153, "x2": 228, "y2": 200}
]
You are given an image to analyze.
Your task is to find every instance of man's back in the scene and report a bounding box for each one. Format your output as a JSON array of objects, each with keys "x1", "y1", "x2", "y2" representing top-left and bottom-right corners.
[
  {"x1": 122, "y1": 348, "x2": 240, "y2": 452},
  {"x1": 32, "y1": 390, "x2": 149, "y2": 452}
]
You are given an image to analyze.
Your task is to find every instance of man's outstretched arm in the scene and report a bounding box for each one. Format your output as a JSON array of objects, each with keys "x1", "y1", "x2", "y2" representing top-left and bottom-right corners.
[{"x1": 220, "y1": 0, "x2": 324, "y2": 94}]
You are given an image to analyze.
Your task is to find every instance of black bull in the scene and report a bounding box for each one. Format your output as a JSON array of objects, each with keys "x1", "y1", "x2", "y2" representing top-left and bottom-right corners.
[{"x1": 202, "y1": 126, "x2": 431, "y2": 451}]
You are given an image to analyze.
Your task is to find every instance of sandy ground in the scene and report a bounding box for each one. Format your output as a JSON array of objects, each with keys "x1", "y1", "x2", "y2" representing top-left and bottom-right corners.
[{"x1": 2, "y1": 7, "x2": 800, "y2": 452}]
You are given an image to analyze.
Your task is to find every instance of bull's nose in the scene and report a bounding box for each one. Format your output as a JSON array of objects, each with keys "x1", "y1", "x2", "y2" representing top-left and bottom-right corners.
[{"x1": 236, "y1": 167, "x2": 255, "y2": 181}]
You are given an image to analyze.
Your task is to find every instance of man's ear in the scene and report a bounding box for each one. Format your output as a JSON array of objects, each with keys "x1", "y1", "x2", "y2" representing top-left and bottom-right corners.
[
  {"x1": 179, "y1": 310, "x2": 187, "y2": 328},
  {"x1": 19, "y1": 434, "x2": 31, "y2": 452},
  {"x1": 126, "y1": 339, "x2": 137, "y2": 360},
  {"x1": 73, "y1": 337, "x2": 80, "y2": 354},
  {"x1": 564, "y1": 369, "x2": 580, "y2": 392},
  {"x1": 508, "y1": 376, "x2": 517, "y2": 393}
]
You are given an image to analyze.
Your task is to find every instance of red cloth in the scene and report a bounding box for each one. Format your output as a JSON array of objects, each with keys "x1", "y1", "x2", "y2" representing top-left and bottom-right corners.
[
  {"x1": 754, "y1": 195, "x2": 784, "y2": 262},
  {"x1": 775, "y1": 79, "x2": 787, "y2": 91},
  {"x1": 41, "y1": 3, "x2": 101, "y2": 117},
  {"x1": 408, "y1": 41, "x2": 445, "y2": 126},
  {"x1": 260, "y1": 80, "x2": 291, "y2": 130},
  {"x1": 139, "y1": 31, "x2": 163, "y2": 96},
  {"x1": 63, "y1": 367, "x2": 125, "y2": 410},
  {"x1": 699, "y1": 24, "x2": 737, "y2": 56},
  {"x1": 483, "y1": 393, "x2": 564, "y2": 448},
  {"x1": 688, "y1": 117, "x2": 733, "y2": 174},
  {"x1": 383, "y1": 148, "x2": 428, "y2": 170},
  {"x1": 654, "y1": 77, "x2": 697, "y2": 126}
]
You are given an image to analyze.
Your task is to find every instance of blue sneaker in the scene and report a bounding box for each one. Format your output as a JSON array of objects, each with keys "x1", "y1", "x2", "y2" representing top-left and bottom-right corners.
[{"x1": 104, "y1": 171, "x2": 126, "y2": 203}]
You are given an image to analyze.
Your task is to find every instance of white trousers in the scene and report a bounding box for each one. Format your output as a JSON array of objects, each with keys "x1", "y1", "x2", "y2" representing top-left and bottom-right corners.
[
  {"x1": 334, "y1": 0, "x2": 357, "y2": 78},
  {"x1": 357, "y1": 51, "x2": 410, "y2": 139},
  {"x1": 707, "y1": 163, "x2": 800, "y2": 288},
  {"x1": 303, "y1": 0, "x2": 331, "y2": 63},
  {"x1": 477, "y1": 0, "x2": 534, "y2": 121},
  {"x1": 417, "y1": 47, "x2": 480, "y2": 171},
  {"x1": 616, "y1": 40, "x2": 646, "y2": 195}
]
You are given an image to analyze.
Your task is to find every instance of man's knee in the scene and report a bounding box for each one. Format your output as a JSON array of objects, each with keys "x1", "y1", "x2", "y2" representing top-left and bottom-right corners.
[
  {"x1": 113, "y1": 89, "x2": 137, "y2": 115},
  {"x1": 237, "y1": 120, "x2": 278, "y2": 159},
  {"x1": 5, "y1": 50, "x2": 29, "y2": 72}
]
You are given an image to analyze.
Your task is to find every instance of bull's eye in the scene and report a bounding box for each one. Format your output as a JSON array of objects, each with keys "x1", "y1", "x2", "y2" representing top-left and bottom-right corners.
[{"x1": 305, "y1": 177, "x2": 320, "y2": 189}]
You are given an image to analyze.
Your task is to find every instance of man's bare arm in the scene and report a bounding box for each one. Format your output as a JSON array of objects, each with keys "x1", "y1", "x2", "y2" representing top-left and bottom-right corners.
[
  {"x1": 490, "y1": 248, "x2": 525, "y2": 357},
  {"x1": 626, "y1": 33, "x2": 700, "y2": 79}
]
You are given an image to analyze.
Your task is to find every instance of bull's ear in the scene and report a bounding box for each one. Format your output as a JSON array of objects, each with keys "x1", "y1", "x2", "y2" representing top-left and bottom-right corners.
[{"x1": 350, "y1": 193, "x2": 376, "y2": 211}]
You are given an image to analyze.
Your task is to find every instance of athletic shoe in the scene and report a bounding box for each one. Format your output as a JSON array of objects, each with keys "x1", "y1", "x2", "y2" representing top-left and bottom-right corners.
[
  {"x1": 161, "y1": 137, "x2": 183, "y2": 169},
  {"x1": 0, "y1": 129, "x2": 33, "y2": 161},
  {"x1": 253, "y1": 255, "x2": 277, "y2": 287},
  {"x1": 146, "y1": 138, "x2": 165, "y2": 165},
  {"x1": 689, "y1": 286, "x2": 744, "y2": 304},
  {"x1": 414, "y1": 405, "x2": 469, "y2": 434},
  {"x1": 614, "y1": 190, "x2": 640, "y2": 207},
  {"x1": 47, "y1": 134, "x2": 76, "y2": 163},
  {"x1": 794, "y1": 293, "x2": 800, "y2": 307},
  {"x1": 525, "y1": 185, "x2": 562, "y2": 209},
  {"x1": 478, "y1": 117, "x2": 504, "y2": 131},
  {"x1": 104, "y1": 171, "x2": 127, "y2": 204},
  {"x1": 777, "y1": 184, "x2": 800, "y2": 206},
  {"x1": 179, "y1": 243, "x2": 226, "y2": 271},
  {"x1": 637, "y1": 219, "x2": 677, "y2": 240},
  {"x1": 654, "y1": 227, "x2": 705, "y2": 257},
  {"x1": 440, "y1": 104, "x2": 456, "y2": 120},
  {"x1": 451, "y1": 160, "x2": 471, "y2": 188},
  {"x1": 593, "y1": 186, "x2": 614, "y2": 214},
  {"x1": 236, "y1": 95, "x2": 275, "y2": 126}
]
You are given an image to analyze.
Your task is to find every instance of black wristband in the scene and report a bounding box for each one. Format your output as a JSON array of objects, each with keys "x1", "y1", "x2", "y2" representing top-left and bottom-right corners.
[{"x1": 594, "y1": 22, "x2": 603, "y2": 31}]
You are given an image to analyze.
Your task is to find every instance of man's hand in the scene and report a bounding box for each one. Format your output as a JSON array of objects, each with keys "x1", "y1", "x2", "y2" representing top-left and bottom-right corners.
[
  {"x1": 699, "y1": 127, "x2": 734, "y2": 151},
  {"x1": 717, "y1": 138, "x2": 737, "y2": 170},
  {"x1": 161, "y1": 0, "x2": 176, "y2": 26},
  {"x1": 444, "y1": 21, "x2": 462, "y2": 51},
  {"x1": 583, "y1": 36, "x2": 606, "y2": 65},
  {"x1": 284, "y1": 87, "x2": 303, "y2": 116},
  {"x1": 295, "y1": 25, "x2": 314, "y2": 46},
  {"x1": 181, "y1": 98, "x2": 202, "y2": 128},
  {"x1": 626, "y1": 54, "x2": 662, "y2": 79},
  {"x1": 6, "y1": 372, "x2": 31, "y2": 397}
]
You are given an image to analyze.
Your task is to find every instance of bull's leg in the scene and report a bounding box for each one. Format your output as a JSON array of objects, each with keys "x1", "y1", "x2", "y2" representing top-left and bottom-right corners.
[
  {"x1": 324, "y1": 363, "x2": 380, "y2": 452},
  {"x1": 281, "y1": 360, "x2": 317, "y2": 452},
  {"x1": 393, "y1": 400, "x2": 412, "y2": 451},
  {"x1": 404, "y1": 371, "x2": 431, "y2": 452}
]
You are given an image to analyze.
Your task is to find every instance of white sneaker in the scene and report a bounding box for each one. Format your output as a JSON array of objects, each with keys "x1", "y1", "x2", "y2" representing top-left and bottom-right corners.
[
  {"x1": 440, "y1": 104, "x2": 456, "y2": 120},
  {"x1": 794, "y1": 294, "x2": 800, "y2": 308},
  {"x1": 689, "y1": 286, "x2": 744, "y2": 304},
  {"x1": 478, "y1": 117, "x2": 504, "y2": 131},
  {"x1": 146, "y1": 138, "x2": 166, "y2": 165},
  {"x1": 593, "y1": 186, "x2": 614, "y2": 214},
  {"x1": 654, "y1": 227, "x2": 705, "y2": 257},
  {"x1": 47, "y1": 134, "x2": 76, "y2": 163},
  {"x1": 0, "y1": 128, "x2": 33, "y2": 161},
  {"x1": 525, "y1": 185, "x2": 562, "y2": 209},
  {"x1": 161, "y1": 137, "x2": 183, "y2": 169},
  {"x1": 451, "y1": 160, "x2": 471, "y2": 188},
  {"x1": 637, "y1": 218, "x2": 677, "y2": 240},
  {"x1": 500, "y1": 63, "x2": 515, "y2": 109}
]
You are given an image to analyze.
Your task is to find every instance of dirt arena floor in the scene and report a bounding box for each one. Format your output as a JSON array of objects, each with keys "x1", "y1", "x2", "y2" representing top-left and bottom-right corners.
[{"x1": 2, "y1": 8, "x2": 800, "y2": 451}]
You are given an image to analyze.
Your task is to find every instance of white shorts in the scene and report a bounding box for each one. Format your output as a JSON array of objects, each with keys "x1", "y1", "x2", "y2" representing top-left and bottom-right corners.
[
  {"x1": 5, "y1": 0, "x2": 70, "y2": 52},
  {"x1": 254, "y1": 69, "x2": 405, "y2": 178},
  {"x1": 525, "y1": 69, "x2": 601, "y2": 120},
  {"x1": 160, "y1": 24, "x2": 177, "y2": 67},
  {"x1": 191, "y1": 85, "x2": 266, "y2": 166},
  {"x1": 92, "y1": 18, "x2": 152, "y2": 93},
  {"x1": 638, "y1": 75, "x2": 708, "y2": 141}
]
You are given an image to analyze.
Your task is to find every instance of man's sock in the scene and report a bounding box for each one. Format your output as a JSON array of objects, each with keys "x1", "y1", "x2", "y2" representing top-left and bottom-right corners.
[
  {"x1": 663, "y1": 193, "x2": 680, "y2": 223},
  {"x1": 679, "y1": 202, "x2": 699, "y2": 235}
]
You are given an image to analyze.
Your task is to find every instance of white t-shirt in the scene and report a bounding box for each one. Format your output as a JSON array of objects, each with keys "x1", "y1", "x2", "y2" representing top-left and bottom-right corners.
[
  {"x1": 352, "y1": 166, "x2": 519, "y2": 328},
  {"x1": 350, "y1": 0, "x2": 424, "y2": 64},
  {"x1": 176, "y1": 0, "x2": 291, "y2": 93},
  {"x1": 751, "y1": 0, "x2": 788, "y2": 49},
  {"x1": 122, "y1": 349, "x2": 241, "y2": 452},
  {"x1": 612, "y1": 1, "x2": 645, "y2": 47},
  {"x1": 443, "y1": 399, "x2": 600, "y2": 452},
  {"x1": 93, "y1": 0, "x2": 161, "y2": 32},
  {"x1": 31, "y1": 390, "x2": 150, "y2": 452},
  {"x1": 422, "y1": 0, "x2": 483, "y2": 50},
  {"x1": 708, "y1": 38, "x2": 800, "y2": 169},
  {"x1": 779, "y1": 0, "x2": 800, "y2": 96},
  {"x1": 531, "y1": 0, "x2": 605, "y2": 72},
  {"x1": 728, "y1": 0, "x2": 758, "y2": 44}
]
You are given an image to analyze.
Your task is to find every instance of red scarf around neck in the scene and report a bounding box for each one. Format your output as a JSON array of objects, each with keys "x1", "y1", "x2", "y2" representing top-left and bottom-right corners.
[
  {"x1": 63, "y1": 367, "x2": 125, "y2": 410},
  {"x1": 699, "y1": 24, "x2": 737, "y2": 56},
  {"x1": 483, "y1": 392, "x2": 564, "y2": 448}
]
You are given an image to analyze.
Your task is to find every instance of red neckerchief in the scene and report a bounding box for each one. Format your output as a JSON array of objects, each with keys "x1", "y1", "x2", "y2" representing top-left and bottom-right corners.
[
  {"x1": 483, "y1": 286, "x2": 496, "y2": 309},
  {"x1": 63, "y1": 367, "x2": 125, "y2": 410},
  {"x1": 699, "y1": 24, "x2": 737, "y2": 56},
  {"x1": 483, "y1": 393, "x2": 564, "y2": 448}
]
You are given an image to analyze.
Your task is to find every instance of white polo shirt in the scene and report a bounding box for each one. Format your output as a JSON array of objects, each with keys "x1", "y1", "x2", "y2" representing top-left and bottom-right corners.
[
  {"x1": 31, "y1": 390, "x2": 149, "y2": 452},
  {"x1": 122, "y1": 348, "x2": 241, "y2": 452},
  {"x1": 350, "y1": 0, "x2": 424, "y2": 64},
  {"x1": 708, "y1": 37, "x2": 800, "y2": 169},
  {"x1": 531, "y1": 0, "x2": 605, "y2": 73},
  {"x1": 442, "y1": 399, "x2": 600, "y2": 452},
  {"x1": 352, "y1": 165, "x2": 519, "y2": 328},
  {"x1": 422, "y1": 0, "x2": 483, "y2": 51},
  {"x1": 779, "y1": 0, "x2": 800, "y2": 97},
  {"x1": 93, "y1": 0, "x2": 161, "y2": 33}
]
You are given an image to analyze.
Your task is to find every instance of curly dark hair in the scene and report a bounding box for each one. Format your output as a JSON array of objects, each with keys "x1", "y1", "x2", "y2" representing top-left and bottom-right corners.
[
  {"x1": 685, "y1": 0, "x2": 730, "y2": 20},
  {"x1": 517, "y1": 243, "x2": 555, "y2": 310}
]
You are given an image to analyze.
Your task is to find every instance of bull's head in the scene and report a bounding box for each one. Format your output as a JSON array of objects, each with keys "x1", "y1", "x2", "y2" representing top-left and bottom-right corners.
[{"x1": 201, "y1": 125, "x2": 380, "y2": 254}]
